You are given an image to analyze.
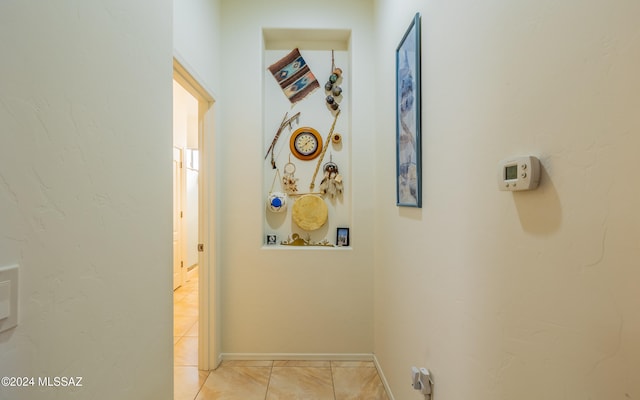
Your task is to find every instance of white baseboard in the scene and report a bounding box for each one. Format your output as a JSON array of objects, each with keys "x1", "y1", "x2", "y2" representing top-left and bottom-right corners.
[
  {"x1": 373, "y1": 354, "x2": 395, "y2": 400},
  {"x1": 220, "y1": 353, "x2": 374, "y2": 362}
]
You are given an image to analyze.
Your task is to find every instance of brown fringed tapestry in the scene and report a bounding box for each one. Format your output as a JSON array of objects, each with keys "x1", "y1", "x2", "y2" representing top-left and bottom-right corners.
[{"x1": 268, "y1": 48, "x2": 319, "y2": 104}]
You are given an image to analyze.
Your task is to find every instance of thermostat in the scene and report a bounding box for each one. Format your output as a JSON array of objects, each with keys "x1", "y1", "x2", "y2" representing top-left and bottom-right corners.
[{"x1": 498, "y1": 156, "x2": 540, "y2": 191}]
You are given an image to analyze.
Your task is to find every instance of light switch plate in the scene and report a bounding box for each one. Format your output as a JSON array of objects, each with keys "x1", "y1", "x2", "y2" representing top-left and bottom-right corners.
[
  {"x1": 0, "y1": 264, "x2": 18, "y2": 333},
  {"x1": 0, "y1": 281, "x2": 10, "y2": 320}
]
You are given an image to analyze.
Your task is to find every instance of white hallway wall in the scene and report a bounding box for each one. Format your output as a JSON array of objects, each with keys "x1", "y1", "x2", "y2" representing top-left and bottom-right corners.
[
  {"x1": 219, "y1": 0, "x2": 376, "y2": 354},
  {"x1": 0, "y1": 1, "x2": 173, "y2": 399},
  {"x1": 373, "y1": 0, "x2": 640, "y2": 399},
  {"x1": 174, "y1": 0, "x2": 222, "y2": 94}
]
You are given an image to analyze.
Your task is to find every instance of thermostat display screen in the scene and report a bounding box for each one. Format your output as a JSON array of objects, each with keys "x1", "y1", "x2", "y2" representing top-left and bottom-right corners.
[
  {"x1": 498, "y1": 155, "x2": 541, "y2": 191},
  {"x1": 505, "y1": 165, "x2": 518, "y2": 180}
]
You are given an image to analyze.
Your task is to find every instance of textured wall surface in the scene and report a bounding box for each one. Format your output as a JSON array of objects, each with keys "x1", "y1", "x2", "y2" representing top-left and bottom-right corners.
[
  {"x1": 373, "y1": 1, "x2": 640, "y2": 399},
  {"x1": 0, "y1": 1, "x2": 173, "y2": 399}
]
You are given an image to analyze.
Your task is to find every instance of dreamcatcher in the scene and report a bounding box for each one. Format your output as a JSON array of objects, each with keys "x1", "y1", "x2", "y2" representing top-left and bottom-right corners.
[
  {"x1": 319, "y1": 155, "x2": 343, "y2": 199},
  {"x1": 282, "y1": 156, "x2": 299, "y2": 194}
]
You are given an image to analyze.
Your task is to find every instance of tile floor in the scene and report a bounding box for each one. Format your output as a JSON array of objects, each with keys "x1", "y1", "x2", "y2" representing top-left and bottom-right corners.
[
  {"x1": 173, "y1": 268, "x2": 389, "y2": 400},
  {"x1": 174, "y1": 268, "x2": 204, "y2": 400}
]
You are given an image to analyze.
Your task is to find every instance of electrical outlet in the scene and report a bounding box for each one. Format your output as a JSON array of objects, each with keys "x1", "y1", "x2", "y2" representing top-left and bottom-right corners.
[
  {"x1": 411, "y1": 366, "x2": 433, "y2": 398},
  {"x1": 411, "y1": 366, "x2": 421, "y2": 390},
  {"x1": 419, "y1": 368, "x2": 432, "y2": 395}
]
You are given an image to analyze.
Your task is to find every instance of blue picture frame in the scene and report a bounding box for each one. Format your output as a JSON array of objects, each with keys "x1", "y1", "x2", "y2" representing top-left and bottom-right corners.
[{"x1": 396, "y1": 13, "x2": 422, "y2": 207}]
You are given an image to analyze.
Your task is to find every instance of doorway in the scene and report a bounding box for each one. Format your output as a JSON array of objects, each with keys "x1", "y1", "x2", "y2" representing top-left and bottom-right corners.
[
  {"x1": 172, "y1": 58, "x2": 217, "y2": 382},
  {"x1": 173, "y1": 78, "x2": 200, "y2": 384}
]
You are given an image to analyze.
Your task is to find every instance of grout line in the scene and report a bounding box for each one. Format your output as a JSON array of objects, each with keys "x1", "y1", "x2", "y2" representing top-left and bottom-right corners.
[
  {"x1": 264, "y1": 361, "x2": 274, "y2": 400},
  {"x1": 330, "y1": 361, "x2": 337, "y2": 400},
  {"x1": 191, "y1": 369, "x2": 211, "y2": 400}
]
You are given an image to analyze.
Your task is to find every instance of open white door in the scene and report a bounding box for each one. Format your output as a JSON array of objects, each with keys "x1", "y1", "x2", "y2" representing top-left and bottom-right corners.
[{"x1": 172, "y1": 147, "x2": 184, "y2": 290}]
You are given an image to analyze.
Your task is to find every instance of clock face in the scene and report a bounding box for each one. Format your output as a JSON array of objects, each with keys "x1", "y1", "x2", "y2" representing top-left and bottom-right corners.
[
  {"x1": 290, "y1": 127, "x2": 322, "y2": 160},
  {"x1": 295, "y1": 132, "x2": 317, "y2": 155}
]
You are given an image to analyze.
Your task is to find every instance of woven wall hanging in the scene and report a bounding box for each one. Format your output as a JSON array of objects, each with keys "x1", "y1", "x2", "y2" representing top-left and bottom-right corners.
[{"x1": 268, "y1": 48, "x2": 319, "y2": 104}]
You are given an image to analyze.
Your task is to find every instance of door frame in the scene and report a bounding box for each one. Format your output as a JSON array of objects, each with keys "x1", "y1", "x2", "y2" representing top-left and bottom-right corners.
[{"x1": 173, "y1": 57, "x2": 219, "y2": 370}]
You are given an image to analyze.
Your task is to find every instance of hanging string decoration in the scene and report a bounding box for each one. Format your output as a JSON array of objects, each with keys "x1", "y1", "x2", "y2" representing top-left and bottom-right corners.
[
  {"x1": 309, "y1": 109, "x2": 340, "y2": 191},
  {"x1": 267, "y1": 169, "x2": 288, "y2": 213}
]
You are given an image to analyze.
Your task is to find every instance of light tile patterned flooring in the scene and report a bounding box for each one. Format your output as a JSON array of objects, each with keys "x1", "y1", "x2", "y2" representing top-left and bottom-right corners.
[{"x1": 174, "y1": 268, "x2": 389, "y2": 400}]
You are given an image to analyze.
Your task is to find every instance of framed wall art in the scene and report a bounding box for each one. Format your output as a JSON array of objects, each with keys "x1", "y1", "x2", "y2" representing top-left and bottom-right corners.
[
  {"x1": 396, "y1": 12, "x2": 422, "y2": 208},
  {"x1": 336, "y1": 227, "x2": 349, "y2": 247}
]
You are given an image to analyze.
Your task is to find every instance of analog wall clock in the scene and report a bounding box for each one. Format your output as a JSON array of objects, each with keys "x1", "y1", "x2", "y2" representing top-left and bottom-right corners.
[{"x1": 290, "y1": 127, "x2": 323, "y2": 161}]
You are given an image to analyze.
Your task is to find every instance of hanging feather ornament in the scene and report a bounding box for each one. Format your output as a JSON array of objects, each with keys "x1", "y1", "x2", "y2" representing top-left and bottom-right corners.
[{"x1": 319, "y1": 155, "x2": 343, "y2": 199}]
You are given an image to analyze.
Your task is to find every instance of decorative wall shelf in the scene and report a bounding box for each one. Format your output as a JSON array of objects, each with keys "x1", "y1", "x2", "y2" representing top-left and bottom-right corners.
[{"x1": 262, "y1": 28, "x2": 352, "y2": 248}]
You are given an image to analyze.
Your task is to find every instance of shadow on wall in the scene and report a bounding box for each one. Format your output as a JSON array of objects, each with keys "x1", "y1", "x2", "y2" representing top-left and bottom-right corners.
[
  {"x1": 398, "y1": 206, "x2": 423, "y2": 221},
  {"x1": 513, "y1": 161, "x2": 561, "y2": 235}
]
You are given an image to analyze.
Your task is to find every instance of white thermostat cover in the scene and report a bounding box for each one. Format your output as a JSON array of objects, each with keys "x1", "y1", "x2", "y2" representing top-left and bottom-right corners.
[{"x1": 498, "y1": 155, "x2": 541, "y2": 191}]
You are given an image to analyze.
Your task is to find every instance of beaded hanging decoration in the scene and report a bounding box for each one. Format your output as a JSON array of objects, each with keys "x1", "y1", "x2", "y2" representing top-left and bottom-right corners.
[{"x1": 324, "y1": 50, "x2": 343, "y2": 111}]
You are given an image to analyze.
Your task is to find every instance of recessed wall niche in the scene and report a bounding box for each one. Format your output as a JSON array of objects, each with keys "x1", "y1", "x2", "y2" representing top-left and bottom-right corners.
[{"x1": 262, "y1": 28, "x2": 352, "y2": 248}]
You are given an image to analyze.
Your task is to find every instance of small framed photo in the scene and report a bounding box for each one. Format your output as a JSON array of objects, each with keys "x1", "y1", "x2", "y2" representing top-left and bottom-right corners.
[
  {"x1": 266, "y1": 234, "x2": 277, "y2": 245},
  {"x1": 336, "y1": 228, "x2": 350, "y2": 247}
]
